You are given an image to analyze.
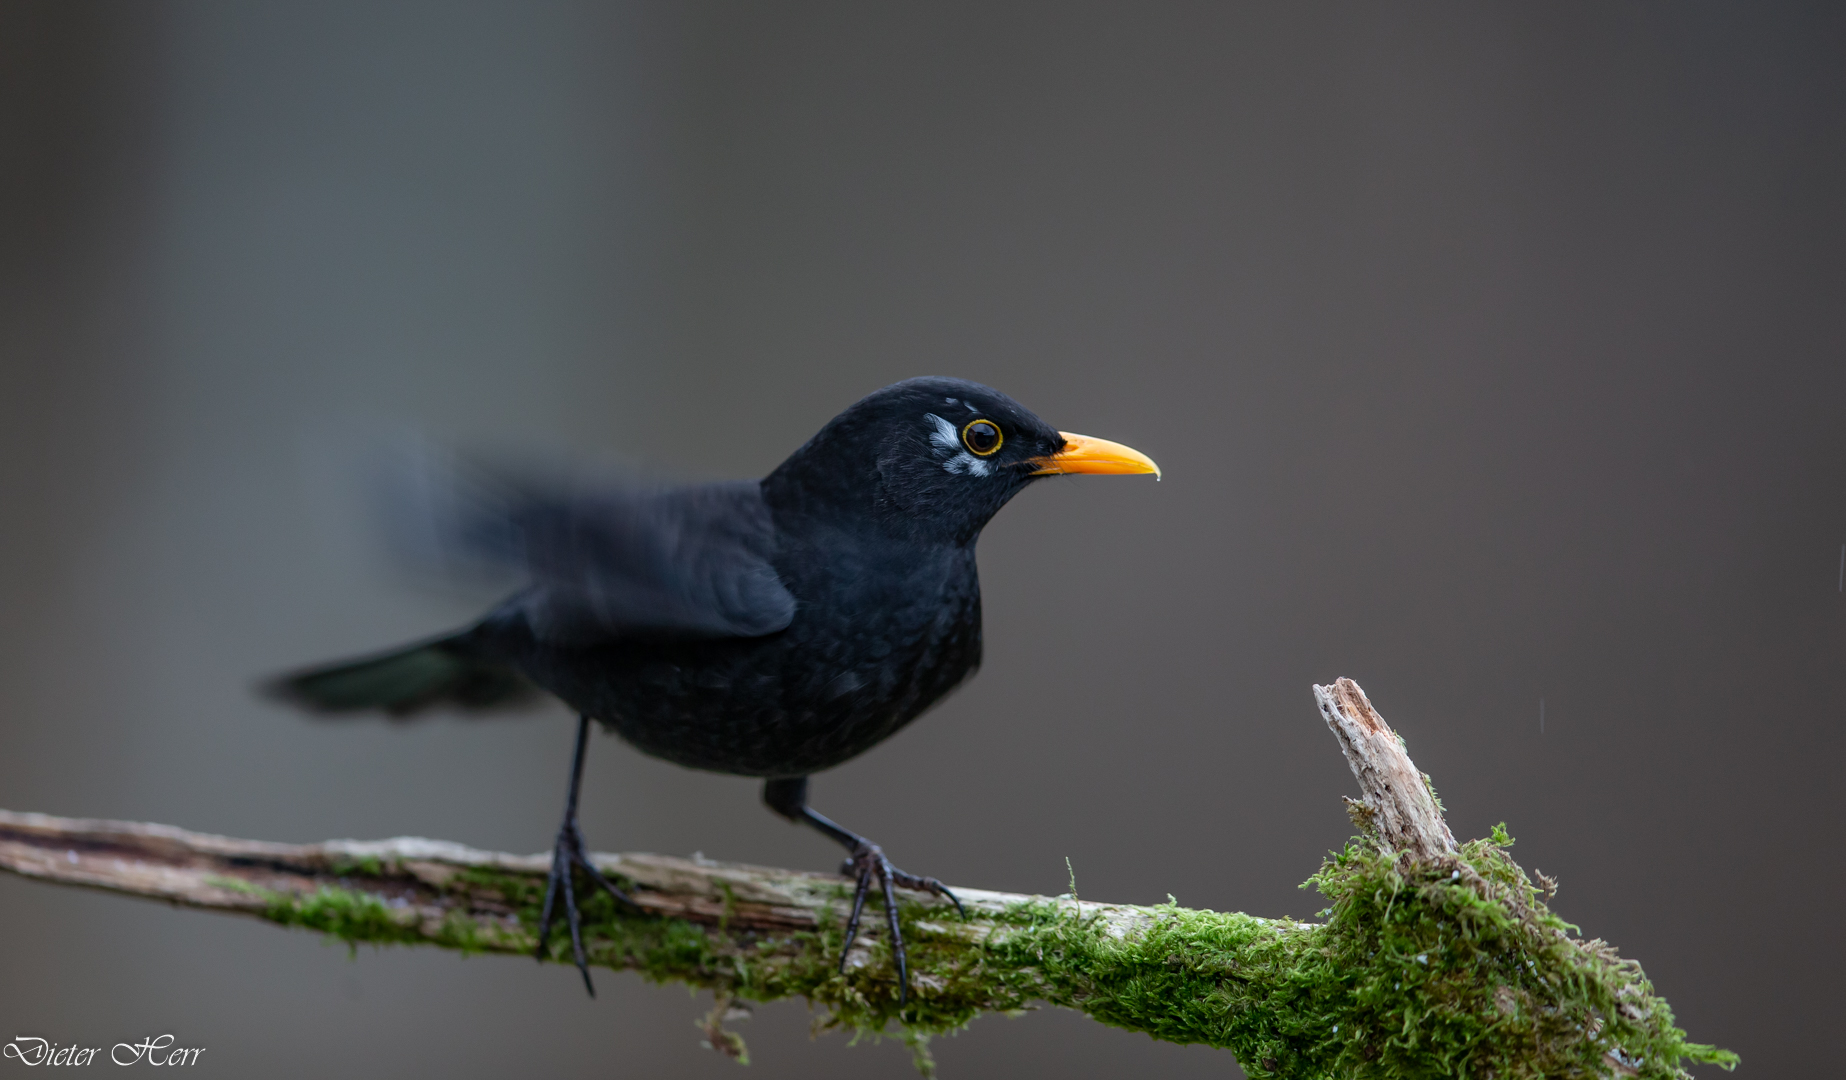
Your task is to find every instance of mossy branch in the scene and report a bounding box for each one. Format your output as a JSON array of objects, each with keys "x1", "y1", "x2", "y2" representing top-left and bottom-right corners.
[{"x1": 0, "y1": 679, "x2": 1734, "y2": 1078}]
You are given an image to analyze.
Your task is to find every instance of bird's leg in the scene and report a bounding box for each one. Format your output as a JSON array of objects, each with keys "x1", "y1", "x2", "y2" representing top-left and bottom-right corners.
[
  {"x1": 763, "y1": 777, "x2": 965, "y2": 1006},
  {"x1": 535, "y1": 714, "x2": 635, "y2": 997}
]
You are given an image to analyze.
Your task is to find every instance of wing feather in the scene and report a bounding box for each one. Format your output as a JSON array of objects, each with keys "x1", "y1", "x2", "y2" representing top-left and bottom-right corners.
[{"x1": 473, "y1": 479, "x2": 796, "y2": 643}]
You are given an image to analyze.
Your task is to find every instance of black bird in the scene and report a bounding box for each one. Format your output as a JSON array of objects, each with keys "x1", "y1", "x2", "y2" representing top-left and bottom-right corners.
[{"x1": 271, "y1": 377, "x2": 1158, "y2": 1001}]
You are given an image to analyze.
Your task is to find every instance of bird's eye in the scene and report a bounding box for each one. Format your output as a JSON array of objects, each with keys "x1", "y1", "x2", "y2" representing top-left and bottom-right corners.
[{"x1": 961, "y1": 419, "x2": 1002, "y2": 456}]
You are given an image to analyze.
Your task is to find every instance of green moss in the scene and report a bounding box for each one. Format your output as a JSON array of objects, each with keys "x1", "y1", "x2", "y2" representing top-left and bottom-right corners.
[
  {"x1": 1285, "y1": 834, "x2": 1736, "y2": 1079},
  {"x1": 264, "y1": 885, "x2": 423, "y2": 945},
  {"x1": 236, "y1": 835, "x2": 1734, "y2": 1078},
  {"x1": 326, "y1": 854, "x2": 387, "y2": 878}
]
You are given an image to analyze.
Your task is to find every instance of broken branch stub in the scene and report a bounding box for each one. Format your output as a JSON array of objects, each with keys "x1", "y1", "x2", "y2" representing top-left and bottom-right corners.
[{"x1": 1313, "y1": 677, "x2": 1456, "y2": 862}]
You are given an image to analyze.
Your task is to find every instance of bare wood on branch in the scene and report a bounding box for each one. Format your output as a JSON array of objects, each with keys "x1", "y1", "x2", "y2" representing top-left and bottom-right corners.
[{"x1": 1315, "y1": 676, "x2": 1457, "y2": 860}]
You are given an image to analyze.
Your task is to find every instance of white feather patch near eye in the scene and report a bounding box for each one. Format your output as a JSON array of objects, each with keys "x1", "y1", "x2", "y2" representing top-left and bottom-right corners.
[
  {"x1": 925, "y1": 413, "x2": 960, "y2": 453},
  {"x1": 942, "y1": 451, "x2": 991, "y2": 476},
  {"x1": 926, "y1": 414, "x2": 991, "y2": 475}
]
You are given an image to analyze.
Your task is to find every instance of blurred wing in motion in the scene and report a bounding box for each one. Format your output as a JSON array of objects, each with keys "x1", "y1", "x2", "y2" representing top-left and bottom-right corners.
[
  {"x1": 366, "y1": 441, "x2": 796, "y2": 643},
  {"x1": 484, "y1": 478, "x2": 798, "y2": 644},
  {"x1": 270, "y1": 450, "x2": 796, "y2": 718}
]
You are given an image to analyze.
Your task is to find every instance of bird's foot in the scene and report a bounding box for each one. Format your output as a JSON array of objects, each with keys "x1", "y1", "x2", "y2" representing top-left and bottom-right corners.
[
  {"x1": 534, "y1": 817, "x2": 635, "y2": 997},
  {"x1": 837, "y1": 842, "x2": 966, "y2": 1007}
]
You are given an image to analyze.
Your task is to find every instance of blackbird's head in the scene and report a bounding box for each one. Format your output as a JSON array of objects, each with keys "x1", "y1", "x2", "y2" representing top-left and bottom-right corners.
[{"x1": 764, "y1": 376, "x2": 1159, "y2": 543}]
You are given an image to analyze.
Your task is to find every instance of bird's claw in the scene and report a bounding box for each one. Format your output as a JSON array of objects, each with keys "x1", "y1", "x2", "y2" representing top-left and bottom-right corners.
[
  {"x1": 535, "y1": 818, "x2": 635, "y2": 997},
  {"x1": 837, "y1": 842, "x2": 963, "y2": 1007}
]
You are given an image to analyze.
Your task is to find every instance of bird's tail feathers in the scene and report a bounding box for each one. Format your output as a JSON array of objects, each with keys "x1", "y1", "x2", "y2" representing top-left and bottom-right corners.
[{"x1": 265, "y1": 632, "x2": 537, "y2": 719}]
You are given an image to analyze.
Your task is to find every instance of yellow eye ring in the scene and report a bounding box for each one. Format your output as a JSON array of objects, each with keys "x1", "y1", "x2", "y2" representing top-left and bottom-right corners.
[{"x1": 961, "y1": 419, "x2": 1003, "y2": 456}]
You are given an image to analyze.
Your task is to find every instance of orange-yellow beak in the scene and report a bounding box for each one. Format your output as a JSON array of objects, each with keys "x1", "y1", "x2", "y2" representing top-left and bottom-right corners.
[{"x1": 1029, "y1": 431, "x2": 1161, "y2": 479}]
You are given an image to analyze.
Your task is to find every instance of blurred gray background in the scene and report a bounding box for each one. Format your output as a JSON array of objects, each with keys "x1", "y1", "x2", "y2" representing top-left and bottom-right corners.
[{"x1": 3, "y1": 1, "x2": 1841, "y2": 1076}]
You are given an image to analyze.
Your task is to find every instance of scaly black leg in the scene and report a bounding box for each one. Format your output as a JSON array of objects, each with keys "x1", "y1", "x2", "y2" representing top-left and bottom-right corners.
[
  {"x1": 535, "y1": 714, "x2": 636, "y2": 997},
  {"x1": 763, "y1": 777, "x2": 965, "y2": 1006}
]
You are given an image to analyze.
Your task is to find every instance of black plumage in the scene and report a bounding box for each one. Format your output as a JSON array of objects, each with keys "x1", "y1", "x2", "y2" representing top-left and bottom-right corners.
[{"x1": 272, "y1": 376, "x2": 1159, "y2": 1000}]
